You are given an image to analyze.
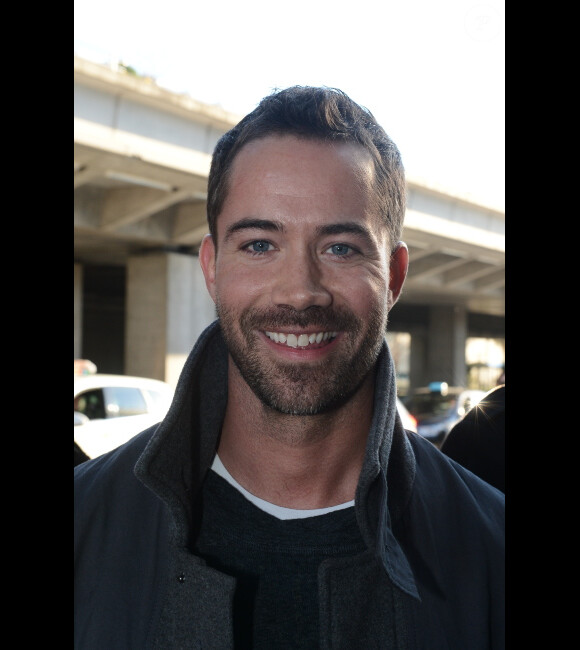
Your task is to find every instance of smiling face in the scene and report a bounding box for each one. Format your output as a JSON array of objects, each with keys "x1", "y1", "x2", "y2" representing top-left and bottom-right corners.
[{"x1": 200, "y1": 134, "x2": 408, "y2": 415}]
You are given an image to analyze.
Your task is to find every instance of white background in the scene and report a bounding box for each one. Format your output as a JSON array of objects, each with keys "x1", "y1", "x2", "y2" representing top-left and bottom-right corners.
[{"x1": 74, "y1": 0, "x2": 505, "y2": 210}]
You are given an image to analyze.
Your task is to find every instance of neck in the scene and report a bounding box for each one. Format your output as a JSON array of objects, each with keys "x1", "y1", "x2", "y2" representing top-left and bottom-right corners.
[{"x1": 217, "y1": 360, "x2": 375, "y2": 510}]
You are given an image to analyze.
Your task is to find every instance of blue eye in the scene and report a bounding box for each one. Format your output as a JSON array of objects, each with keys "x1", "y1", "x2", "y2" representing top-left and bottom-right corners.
[
  {"x1": 330, "y1": 244, "x2": 351, "y2": 256},
  {"x1": 249, "y1": 240, "x2": 271, "y2": 253}
]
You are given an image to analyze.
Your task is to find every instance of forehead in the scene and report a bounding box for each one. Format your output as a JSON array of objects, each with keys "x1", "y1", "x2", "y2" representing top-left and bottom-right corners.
[
  {"x1": 229, "y1": 134, "x2": 374, "y2": 189},
  {"x1": 218, "y1": 135, "x2": 378, "y2": 233}
]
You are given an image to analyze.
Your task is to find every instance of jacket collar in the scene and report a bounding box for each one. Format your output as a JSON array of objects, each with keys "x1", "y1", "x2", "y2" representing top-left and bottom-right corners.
[
  {"x1": 135, "y1": 320, "x2": 419, "y2": 599},
  {"x1": 355, "y1": 337, "x2": 420, "y2": 599}
]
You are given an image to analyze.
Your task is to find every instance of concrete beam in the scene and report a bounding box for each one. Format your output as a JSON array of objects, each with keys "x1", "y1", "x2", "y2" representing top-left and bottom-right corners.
[
  {"x1": 406, "y1": 252, "x2": 467, "y2": 280},
  {"x1": 172, "y1": 202, "x2": 208, "y2": 242},
  {"x1": 100, "y1": 186, "x2": 193, "y2": 231},
  {"x1": 443, "y1": 260, "x2": 497, "y2": 285},
  {"x1": 473, "y1": 269, "x2": 506, "y2": 291},
  {"x1": 74, "y1": 117, "x2": 213, "y2": 178}
]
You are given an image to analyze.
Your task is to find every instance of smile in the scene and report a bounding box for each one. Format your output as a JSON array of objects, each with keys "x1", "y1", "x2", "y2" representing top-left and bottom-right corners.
[{"x1": 264, "y1": 331, "x2": 337, "y2": 348}]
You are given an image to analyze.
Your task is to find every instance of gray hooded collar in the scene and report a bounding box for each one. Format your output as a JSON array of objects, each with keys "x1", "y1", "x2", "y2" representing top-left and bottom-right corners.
[{"x1": 135, "y1": 320, "x2": 419, "y2": 600}]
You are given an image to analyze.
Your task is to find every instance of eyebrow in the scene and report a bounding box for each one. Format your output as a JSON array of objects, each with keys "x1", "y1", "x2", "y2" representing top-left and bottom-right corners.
[
  {"x1": 316, "y1": 222, "x2": 372, "y2": 240},
  {"x1": 224, "y1": 218, "x2": 374, "y2": 245},
  {"x1": 316, "y1": 222, "x2": 377, "y2": 250},
  {"x1": 224, "y1": 218, "x2": 283, "y2": 242}
]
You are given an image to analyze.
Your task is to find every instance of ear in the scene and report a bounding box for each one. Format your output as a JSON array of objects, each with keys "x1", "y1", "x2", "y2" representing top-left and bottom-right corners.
[
  {"x1": 199, "y1": 234, "x2": 217, "y2": 303},
  {"x1": 387, "y1": 241, "x2": 409, "y2": 309}
]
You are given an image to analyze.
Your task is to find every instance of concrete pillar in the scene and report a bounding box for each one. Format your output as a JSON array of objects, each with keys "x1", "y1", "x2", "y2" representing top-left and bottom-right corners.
[
  {"x1": 408, "y1": 325, "x2": 428, "y2": 390},
  {"x1": 427, "y1": 305, "x2": 468, "y2": 387},
  {"x1": 125, "y1": 251, "x2": 216, "y2": 389},
  {"x1": 74, "y1": 264, "x2": 83, "y2": 359}
]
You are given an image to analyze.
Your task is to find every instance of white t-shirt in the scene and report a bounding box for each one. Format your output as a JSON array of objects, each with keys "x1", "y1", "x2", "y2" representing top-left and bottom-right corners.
[{"x1": 211, "y1": 455, "x2": 355, "y2": 520}]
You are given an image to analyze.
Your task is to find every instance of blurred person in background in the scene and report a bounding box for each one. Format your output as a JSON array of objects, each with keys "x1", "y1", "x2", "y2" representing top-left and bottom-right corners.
[
  {"x1": 441, "y1": 382, "x2": 505, "y2": 493},
  {"x1": 75, "y1": 86, "x2": 504, "y2": 649}
]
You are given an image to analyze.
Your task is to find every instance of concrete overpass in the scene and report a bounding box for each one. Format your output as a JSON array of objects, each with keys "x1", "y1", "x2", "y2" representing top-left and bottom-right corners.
[{"x1": 74, "y1": 55, "x2": 505, "y2": 392}]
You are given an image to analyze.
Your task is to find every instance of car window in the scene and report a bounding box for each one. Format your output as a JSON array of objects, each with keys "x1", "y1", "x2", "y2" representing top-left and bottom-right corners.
[
  {"x1": 75, "y1": 389, "x2": 107, "y2": 420},
  {"x1": 104, "y1": 386, "x2": 148, "y2": 417},
  {"x1": 406, "y1": 394, "x2": 458, "y2": 417},
  {"x1": 146, "y1": 389, "x2": 171, "y2": 410}
]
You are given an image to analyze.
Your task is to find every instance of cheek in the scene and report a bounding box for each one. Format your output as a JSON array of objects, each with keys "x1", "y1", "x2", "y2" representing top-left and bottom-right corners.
[
  {"x1": 354, "y1": 282, "x2": 387, "y2": 317},
  {"x1": 331, "y1": 268, "x2": 389, "y2": 317},
  {"x1": 214, "y1": 259, "x2": 269, "y2": 305},
  {"x1": 347, "y1": 261, "x2": 389, "y2": 296}
]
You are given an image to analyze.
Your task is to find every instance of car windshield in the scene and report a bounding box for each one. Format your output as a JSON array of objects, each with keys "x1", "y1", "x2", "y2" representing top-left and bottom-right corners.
[{"x1": 405, "y1": 394, "x2": 458, "y2": 418}]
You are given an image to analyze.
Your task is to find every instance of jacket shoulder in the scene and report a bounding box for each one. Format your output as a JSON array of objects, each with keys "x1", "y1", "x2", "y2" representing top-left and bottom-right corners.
[
  {"x1": 74, "y1": 425, "x2": 162, "y2": 530},
  {"x1": 397, "y1": 432, "x2": 504, "y2": 650},
  {"x1": 74, "y1": 425, "x2": 172, "y2": 649},
  {"x1": 405, "y1": 430, "x2": 504, "y2": 523}
]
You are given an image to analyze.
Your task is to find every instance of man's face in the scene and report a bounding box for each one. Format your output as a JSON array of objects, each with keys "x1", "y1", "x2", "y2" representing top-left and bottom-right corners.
[{"x1": 200, "y1": 134, "x2": 405, "y2": 415}]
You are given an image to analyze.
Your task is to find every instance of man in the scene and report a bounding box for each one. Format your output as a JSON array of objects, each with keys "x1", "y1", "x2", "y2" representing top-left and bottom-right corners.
[{"x1": 75, "y1": 86, "x2": 504, "y2": 649}]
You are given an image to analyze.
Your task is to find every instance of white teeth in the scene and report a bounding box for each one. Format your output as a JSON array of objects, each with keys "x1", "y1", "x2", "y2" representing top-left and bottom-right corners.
[{"x1": 265, "y1": 331, "x2": 337, "y2": 348}]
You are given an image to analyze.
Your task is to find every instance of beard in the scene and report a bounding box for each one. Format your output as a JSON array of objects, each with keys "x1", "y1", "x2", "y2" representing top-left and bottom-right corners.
[{"x1": 216, "y1": 300, "x2": 388, "y2": 415}]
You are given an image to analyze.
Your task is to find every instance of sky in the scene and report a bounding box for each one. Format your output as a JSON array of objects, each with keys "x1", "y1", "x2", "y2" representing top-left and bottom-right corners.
[{"x1": 74, "y1": 0, "x2": 505, "y2": 210}]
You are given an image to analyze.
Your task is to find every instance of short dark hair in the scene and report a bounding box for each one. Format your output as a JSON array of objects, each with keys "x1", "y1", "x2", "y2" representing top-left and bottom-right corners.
[{"x1": 206, "y1": 86, "x2": 406, "y2": 250}]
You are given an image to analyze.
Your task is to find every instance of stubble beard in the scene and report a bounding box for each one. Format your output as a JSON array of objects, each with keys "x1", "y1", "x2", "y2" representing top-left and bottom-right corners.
[{"x1": 216, "y1": 300, "x2": 388, "y2": 416}]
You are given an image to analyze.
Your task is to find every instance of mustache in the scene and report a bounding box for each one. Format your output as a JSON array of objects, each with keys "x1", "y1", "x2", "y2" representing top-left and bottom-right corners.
[{"x1": 240, "y1": 305, "x2": 361, "y2": 331}]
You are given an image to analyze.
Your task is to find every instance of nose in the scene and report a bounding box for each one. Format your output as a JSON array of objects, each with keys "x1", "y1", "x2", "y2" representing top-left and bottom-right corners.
[{"x1": 270, "y1": 251, "x2": 332, "y2": 311}]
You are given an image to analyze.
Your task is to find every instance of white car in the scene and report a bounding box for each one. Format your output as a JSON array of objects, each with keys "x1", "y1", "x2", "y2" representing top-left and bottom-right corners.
[
  {"x1": 74, "y1": 374, "x2": 174, "y2": 462},
  {"x1": 397, "y1": 398, "x2": 417, "y2": 433}
]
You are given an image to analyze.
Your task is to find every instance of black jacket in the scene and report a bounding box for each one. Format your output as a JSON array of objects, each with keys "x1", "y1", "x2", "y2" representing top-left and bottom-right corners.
[{"x1": 74, "y1": 321, "x2": 505, "y2": 649}]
